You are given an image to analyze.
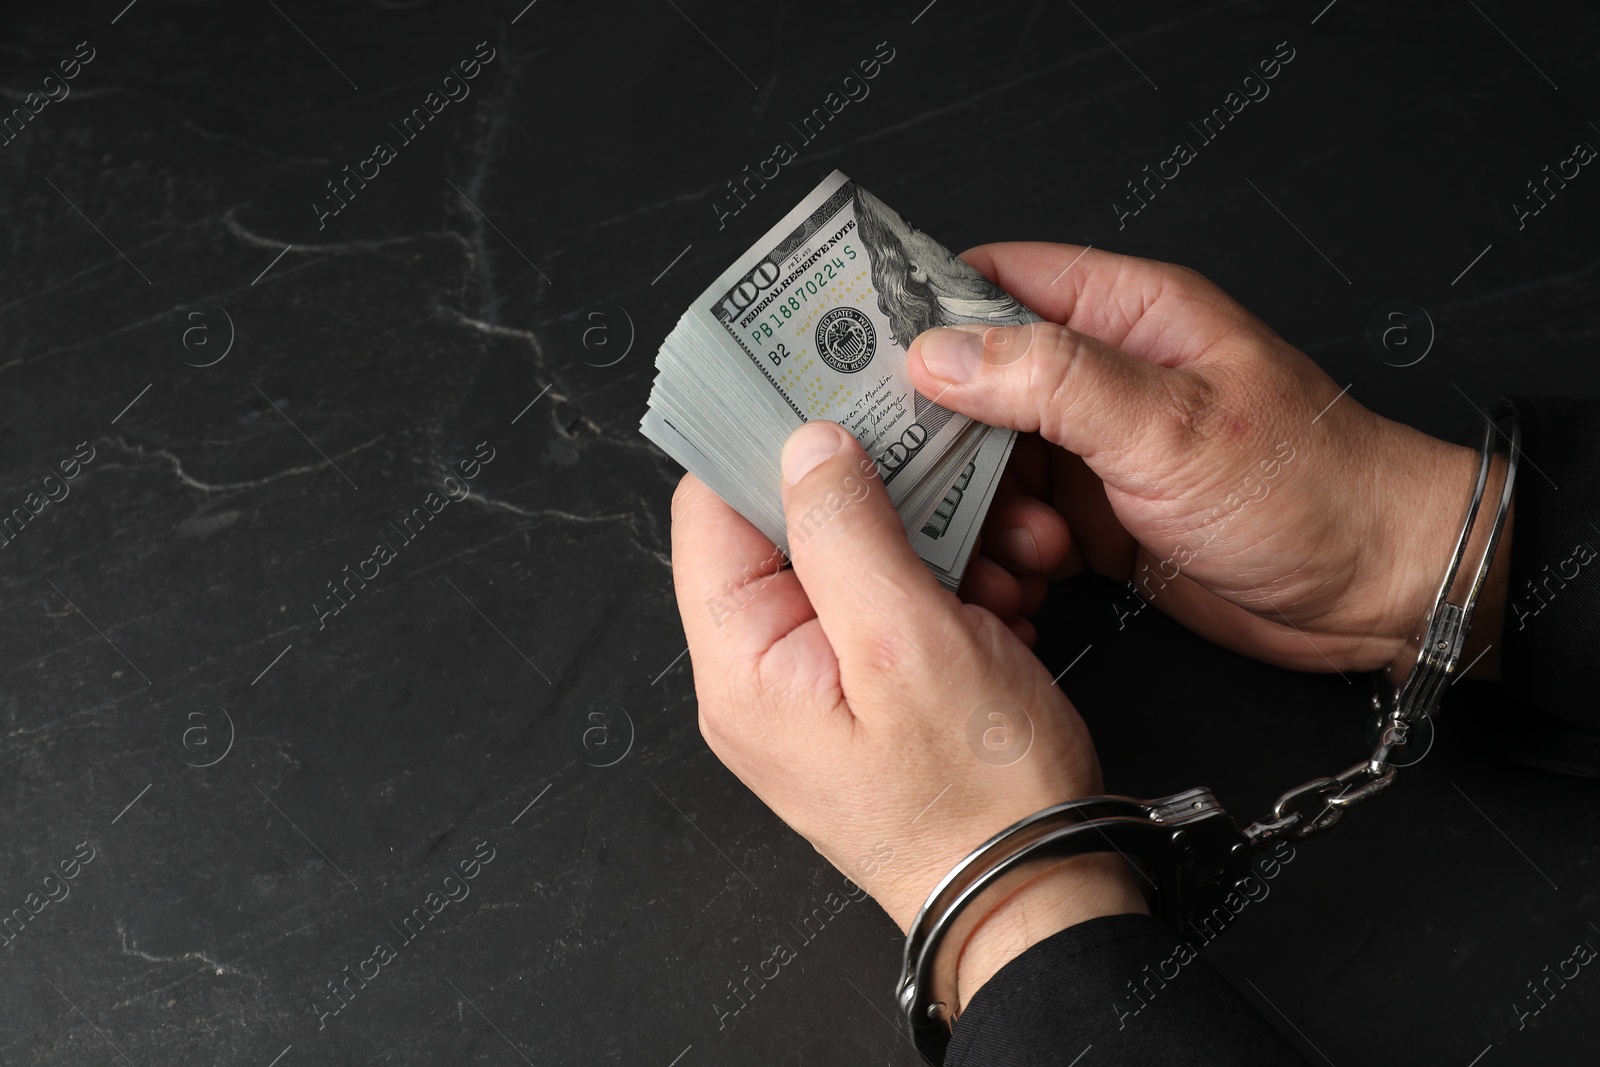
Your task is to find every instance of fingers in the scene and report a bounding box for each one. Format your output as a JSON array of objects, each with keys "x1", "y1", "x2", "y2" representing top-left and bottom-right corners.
[
  {"x1": 957, "y1": 555, "x2": 1023, "y2": 619},
  {"x1": 907, "y1": 319, "x2": 1205, "y2": 474},
  {"x1": 956, "y1": 242, "x2": 1245, "y2": 361},
  {"x1": 1018, "y1": 574, "x2": 1048, "y2": 616},
  {"x1": 779, "y1": 421, "x2": 963, "y2": 679},
  {"x1": 1002, "y1": 431, "x2": 1051, "y2": 499},
  {"x1": 979, "y1": 491, "x2": 1071, "y2": 575},
  {"x1": 1048, "y1": 449, "x2": 1136, "y2": 580},
  {"x1": 959, "y1": 549, "x2": 1048, "y2": 628},
  {"x1": 670, "y1": 474, "x2": 813, "y2": 679}
]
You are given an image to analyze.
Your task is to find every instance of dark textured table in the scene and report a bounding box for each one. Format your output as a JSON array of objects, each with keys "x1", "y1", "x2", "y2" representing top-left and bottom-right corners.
[{"x1": 2, "y1": 1, "x2": 1597, "y2": 1064}]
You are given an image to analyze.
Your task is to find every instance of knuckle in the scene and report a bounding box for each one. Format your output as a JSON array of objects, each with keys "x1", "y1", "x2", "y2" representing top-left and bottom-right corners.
[
  {"x1": 857, "y1": 585, "x2": 953, "y2": 684},
  {"x1": 693, "y1": 674, "x2": 728, "y2": 746},
  {"x1": 695, "y1": 681, "x2": 749, "y2": 756},
  {"x1": 1153, "y1": 260, "x2": 1220, "y2": 303},
  {"x1": 1166, "y1": 263, "x2": 1211, "y2": 291},
  {"x1": 856, "y1": 616, "x2": 921, "y2": 681},
  {"x1": 1035, "y1": 324, "x2": 1090, "y2": 434},
  {"x1": 852, "y1": 590, "x2": 970, "y2": 685},
  {"x1": 696, "y1": 699, "x2": 752, "y2": 771},
  {"x1": 1155, "y1": 371, "x2": 1218, "y2": 444},
  {"x1": 1158, "y1": 263, "x2": 1254, "y2": 330},
  {"x1": 695, "y1": 702, "x2": 723, "y2": 749},
  {"x1": 960, "y1": 602, "x2": 1013, "y2": 649}
]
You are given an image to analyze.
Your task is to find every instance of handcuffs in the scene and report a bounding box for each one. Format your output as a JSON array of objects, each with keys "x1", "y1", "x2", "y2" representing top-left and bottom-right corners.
[{"x1": 898, "y1": 402, "x2": 1522, "y2": 1064}]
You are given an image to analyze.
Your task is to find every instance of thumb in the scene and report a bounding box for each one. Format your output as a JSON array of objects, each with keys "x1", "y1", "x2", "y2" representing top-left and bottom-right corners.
[
  {"x1": 778, "y1": 421, "x2": 962, "y2": 680},
  {"x1": 907, "y1": 321, "x2": 1198, "y2": 470}
]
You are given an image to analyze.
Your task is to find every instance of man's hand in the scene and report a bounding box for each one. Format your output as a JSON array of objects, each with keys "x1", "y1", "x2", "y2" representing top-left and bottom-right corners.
[
  {"x1": 672, "y1": 421, "x2": 1145, "y2": 1008},
  {"x1": 920, "y1": 242, "x2": 1505, "y2": 678}
]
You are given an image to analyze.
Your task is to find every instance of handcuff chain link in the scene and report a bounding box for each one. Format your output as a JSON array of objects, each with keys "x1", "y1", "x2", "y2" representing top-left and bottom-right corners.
[{"x1": 1242, "y1": 715, "x2": 1407, "y2": 847}]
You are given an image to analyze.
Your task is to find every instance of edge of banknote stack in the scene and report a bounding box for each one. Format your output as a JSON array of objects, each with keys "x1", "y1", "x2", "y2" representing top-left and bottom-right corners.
[{"x1": 641, "y1": 170, "x2": 1038, "y2": 591}]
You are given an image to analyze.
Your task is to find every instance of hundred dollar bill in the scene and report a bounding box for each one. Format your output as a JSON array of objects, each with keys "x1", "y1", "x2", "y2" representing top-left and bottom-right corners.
[
  {"x1": 911, "y1": 428, "x2": 1015, "y2": 579},
  {"x1": 642, "y1": 171, "x2": 1037, "y2": 588},
  {"x1": 702, "y1": 171, "x2": 1035, "y2": 493}
]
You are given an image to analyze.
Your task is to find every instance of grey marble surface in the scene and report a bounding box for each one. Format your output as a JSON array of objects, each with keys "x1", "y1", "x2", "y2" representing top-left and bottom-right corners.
[{"x1": 0, "y1": 1, "x2": 1596, "y2": 1064}]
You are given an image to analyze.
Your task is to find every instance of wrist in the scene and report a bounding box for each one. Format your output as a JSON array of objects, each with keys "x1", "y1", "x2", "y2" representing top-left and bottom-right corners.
[
  {"x1": 1459, "y1": 496, "x2": 1513, "y2": 680},
  {"x1": 1375, "y1": 427, "x2": 1514, "y2": 685},
  {"x1": 953, "y1": 852, "x2": 1148, "y2": 1012}
]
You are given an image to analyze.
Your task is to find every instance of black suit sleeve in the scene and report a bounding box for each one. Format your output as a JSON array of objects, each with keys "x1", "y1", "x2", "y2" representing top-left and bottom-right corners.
[
  {"x1": 945, "y1": 913, "x2": 1307, "y2": 1066},
  {"x1": 1481, "y1": 397, "x2": 1600, "y2": 775}
]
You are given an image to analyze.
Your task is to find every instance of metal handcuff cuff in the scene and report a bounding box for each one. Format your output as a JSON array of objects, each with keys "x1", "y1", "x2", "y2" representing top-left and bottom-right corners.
[{"x1": 897, "y1": 402, "x2": 1522, "y2": 1065}]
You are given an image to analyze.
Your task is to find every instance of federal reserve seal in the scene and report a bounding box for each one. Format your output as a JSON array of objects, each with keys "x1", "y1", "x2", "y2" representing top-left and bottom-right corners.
[{"x1": 815, "y1": 307, "x2": 876, "y2": 374}]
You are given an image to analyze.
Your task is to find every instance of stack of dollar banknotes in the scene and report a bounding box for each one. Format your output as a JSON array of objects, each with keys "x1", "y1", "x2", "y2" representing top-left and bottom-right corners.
[{"x1": 641, "y1": 171, "x2": 1040, "y2": 589}]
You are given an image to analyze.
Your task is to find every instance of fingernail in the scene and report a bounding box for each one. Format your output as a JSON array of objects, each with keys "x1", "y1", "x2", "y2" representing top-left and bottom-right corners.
[
  {"x1": 919, "y1": 327, "x2": 984, "y2": 382},
  {"x1": 997, "y1": 526, "x2": 1041, "y2": 571},
  {"x1": 782, "y1": 421, "x2": 843, "y2": 485}
]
